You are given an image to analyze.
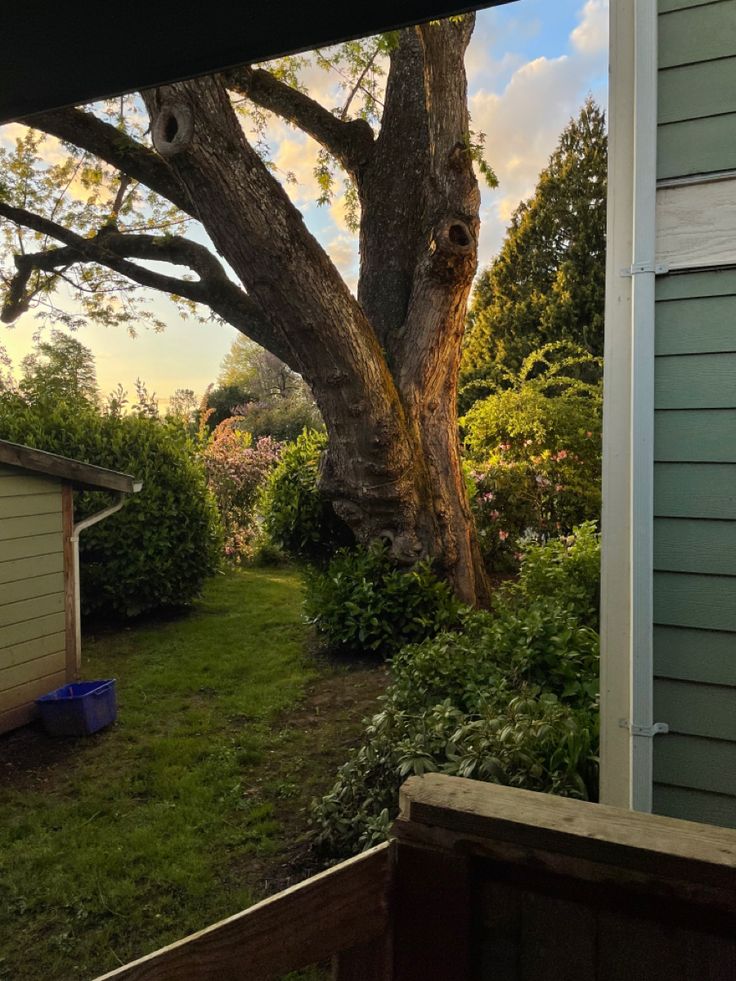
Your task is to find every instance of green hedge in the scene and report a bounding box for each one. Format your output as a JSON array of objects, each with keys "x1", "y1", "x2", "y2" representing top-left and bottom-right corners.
[{"x1": 0, "y1": 394, "x2": 222, "y2": 618}]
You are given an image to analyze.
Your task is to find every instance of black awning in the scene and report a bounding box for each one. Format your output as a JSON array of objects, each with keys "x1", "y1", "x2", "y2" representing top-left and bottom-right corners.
[{"x1": 1, "y1": 1, "x2": 517, "y2": 124}]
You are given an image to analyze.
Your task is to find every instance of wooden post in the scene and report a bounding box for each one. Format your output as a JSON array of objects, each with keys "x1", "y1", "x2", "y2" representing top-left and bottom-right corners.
[
  {"x1": 61, "y1": 483, "x2": 79, "y2": 682},
  {"x1": 391, "y1": 841, "x2": 471, "y2": 981}
]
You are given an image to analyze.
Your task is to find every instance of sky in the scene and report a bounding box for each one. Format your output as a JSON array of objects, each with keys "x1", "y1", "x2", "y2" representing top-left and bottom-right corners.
[{"x1": 0, "y1": 0, "x2": 608, "y2": 408}]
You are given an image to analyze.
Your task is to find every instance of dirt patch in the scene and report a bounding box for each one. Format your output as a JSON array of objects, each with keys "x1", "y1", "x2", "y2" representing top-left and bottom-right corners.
[
  {"x1": 226, "y1": 661, "x2": 390, "y2": 898},
  {"x1": 0, "y1": 719, "x2": 98, "y2": 791}
]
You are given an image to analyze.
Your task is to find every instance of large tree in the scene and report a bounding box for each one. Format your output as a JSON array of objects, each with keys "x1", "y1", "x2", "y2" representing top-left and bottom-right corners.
[{"x1": 0, "y1": 18, "x2": 490, "y2": 603}]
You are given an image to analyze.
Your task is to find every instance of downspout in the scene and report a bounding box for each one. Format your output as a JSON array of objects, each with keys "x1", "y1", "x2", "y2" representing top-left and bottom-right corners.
[
  {"x1": 627, "y1": 0, "x2": 668, "y2": 811},
  {"x1": 71, "y1": 481, "x2": 143, "y2": 676}
]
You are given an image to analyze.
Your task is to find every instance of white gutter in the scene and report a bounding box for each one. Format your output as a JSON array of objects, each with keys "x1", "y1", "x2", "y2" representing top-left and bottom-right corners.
[
  {"x1": 71, "y1": 481, "x2": 143, "y2": 676},
  {"x1": 627, "y1": 0, "x2": 667, "y2": 812}
]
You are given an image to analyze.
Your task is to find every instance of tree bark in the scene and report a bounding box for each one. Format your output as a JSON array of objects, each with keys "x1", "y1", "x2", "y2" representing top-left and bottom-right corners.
[
  {"x1": 12, "y1": 17, "x2": 489, "y2": 605},
  {"x1": 140, "y1": 18, "x2": 489, "y2": 605}
]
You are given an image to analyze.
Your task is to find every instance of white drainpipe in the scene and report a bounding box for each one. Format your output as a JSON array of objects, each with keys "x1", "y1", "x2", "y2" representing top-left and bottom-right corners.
[
  {"x1": 71, "y1": 481, "x2": 143, "y2": 677},
  {"x1": 627, "y1": 0, "x2": 668, "y2": 812}
]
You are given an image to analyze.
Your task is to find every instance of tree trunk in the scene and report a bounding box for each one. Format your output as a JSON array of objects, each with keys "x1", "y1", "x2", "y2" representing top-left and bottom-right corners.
[{"x1": 142, "y1": 17, "x2": 489, "y2": 605}]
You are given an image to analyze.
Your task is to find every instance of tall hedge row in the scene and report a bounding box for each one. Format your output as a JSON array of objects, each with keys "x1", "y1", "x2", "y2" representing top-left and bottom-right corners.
[{"x1": 0, "y1": 394, "x2": 222, "y2": 618}]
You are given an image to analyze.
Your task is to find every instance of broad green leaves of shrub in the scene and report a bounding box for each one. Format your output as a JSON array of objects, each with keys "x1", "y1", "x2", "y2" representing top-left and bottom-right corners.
[
  {"x1": 461, "y1": 343, "x2": 602, "y2": 570},
  {"x1": 304, "y1": 541, "x2": 461, "y2": 657},
  {"x1": 0, "y1": 393, "x2": 222, "y2": 618},
  {"x1": 260, "y1": 429, "x2": 353, "y2": 560},
  {"x1": 311, "y1": 525, "x2": 600, "y2": 859}
]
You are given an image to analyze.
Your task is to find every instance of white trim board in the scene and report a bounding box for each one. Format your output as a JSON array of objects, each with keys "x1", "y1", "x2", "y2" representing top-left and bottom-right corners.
[
  {"x1": 657, "y1": 177, "x2": 736, "y2": 272},
  {"x1": 600, "y1": 0, "x2": 636, "y2": 809}
]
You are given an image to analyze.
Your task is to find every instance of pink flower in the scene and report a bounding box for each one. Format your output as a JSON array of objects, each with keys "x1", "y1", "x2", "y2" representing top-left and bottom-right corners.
[
  {"x1": 482, "y1": 491, "x2": 494, "y2": 502},
  {"x1": 556, "y1": 450, "x2": 568, "y2": 460},
  {"x1": 499, "y1": 530, "x2": 509, "y2": 541},
  {"x1": 555, "y1": 484, "x2": 564, "y2": 492},
  {"x1": 490, "y1": 510, "x2": 500, "y2": 521}
]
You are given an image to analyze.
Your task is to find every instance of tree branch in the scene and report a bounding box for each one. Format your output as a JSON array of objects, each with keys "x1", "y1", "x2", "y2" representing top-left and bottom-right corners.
[
  {"x1": 27, "y1": 107, "x2": 195, "y2": 216},
  {"x1": 0, "y1": 202, "x2": 292, "y2": 365},
  {"x1": 224, "y1": 67, "x2": 375, "y2": 178}
]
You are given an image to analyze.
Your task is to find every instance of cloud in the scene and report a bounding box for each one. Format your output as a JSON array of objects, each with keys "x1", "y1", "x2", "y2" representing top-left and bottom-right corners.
[
  {"x1": 272, "y1": 131, "x2": 322, "y2": 206},
  {"x1": 325, "y1": 233, "x2": 359, "y2": 293},
  {"x1": 571, "y1": 0, "x2": 609, "y2": 55},
  {"x1": 471, "y1": 3, "x2": 608, "y2": 267}
]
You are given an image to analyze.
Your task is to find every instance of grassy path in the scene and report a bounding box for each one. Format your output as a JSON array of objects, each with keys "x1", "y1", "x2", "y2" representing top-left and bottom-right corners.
[{"x1": 0, "y1": 567, "x2": 385, "y2": 981}]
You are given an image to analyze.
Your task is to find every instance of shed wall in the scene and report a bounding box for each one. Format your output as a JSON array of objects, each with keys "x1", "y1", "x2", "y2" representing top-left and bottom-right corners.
[
  {"x1": 653, "y1": 0, "x2": 736, "y2": 825},
  {"x1": 0, "y1": 464, "x2": 66, "y2": 732}
]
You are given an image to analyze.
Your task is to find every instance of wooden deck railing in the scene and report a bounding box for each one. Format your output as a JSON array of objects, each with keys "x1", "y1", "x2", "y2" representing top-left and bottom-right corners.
[{"x1": 95, "y1": 774, "x2": 736, "y2": 981}]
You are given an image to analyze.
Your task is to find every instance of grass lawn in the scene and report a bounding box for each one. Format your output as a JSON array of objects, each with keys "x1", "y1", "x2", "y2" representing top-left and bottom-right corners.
[{"x1": 0, "y1": 566, "x2": 365, "y2": 981}]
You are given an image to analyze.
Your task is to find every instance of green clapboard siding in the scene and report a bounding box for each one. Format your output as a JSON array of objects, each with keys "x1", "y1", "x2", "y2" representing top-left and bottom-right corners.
[
  {"x1": 654, "y1": 463, "x2": 736, "y2": 518},
  {"x1": 0, "y1": 612, "x2": 65, "y2": 648},
  {"x1": 659, "y1": 0, "x2": 726, "y2": 11},
  {"x1": 656, "y1": 269, "x2": 736, "y2": 302},
  {"x1": 657, "y1": 114, "x2": 736, "y2": 179},
  {"x1": 0, "y1": 651, "x2": 66, "y2": 692},
  {"x1": 0, "y1": 572, "x2": 64, "y2": 607},
  {"x1": 654, "y1": 410, "x2": 736, "y2": 462},
  {"x1": 653, "y1": 732, "x2": 736, "y2": 795},
  {"x1": 659, "y1": 57, "x2": 736, "y2": 124},
  {"x1": 652, "y1": 39, "x2": 736, "y2": 826},
  {"x1": 654, "y1": 625, "x2": 736, "y2": 686},
  {"x1": 0, "y1": 593, "x2": 64, "y2": 630},
  {"x1": 0, "y1": 552, "x2": 64, "y2": 586},
  {"x1": 654, "y1": 518, "x2": 736, "y2": 574},
  {"x1": 654, "y1": 677, "x2": 736, "y2": 740},
  {"x1": 0, "y1": 511, "x2": 63, "y2": 542},
  {"x1": 0, "y1": 472, "x2": 58, "y2": 496},
  {"x1": 658, "y1": 2, "x2": 736, "y2": 69},
  {"x1": 653, "y1": 783, "x2": 736, "y2": 827},
  {"x1": 654, "y1": 572, "x2": 736, "y2": 631},
  {"x1": 0, "y1": 492, "x2": 61, "y2": 520},
  {"x1": 2, "y1": 630, "x2": 66, "y2": 669},
  {"x1": 655, "y1": 353, "x2": 736, "y2": 408},
  {"x1": 655, "y1": 296, "x2": 736, "y2": 355},
  {"x1": 0, "y1": 532, "x2": 64, "y2": 563}
]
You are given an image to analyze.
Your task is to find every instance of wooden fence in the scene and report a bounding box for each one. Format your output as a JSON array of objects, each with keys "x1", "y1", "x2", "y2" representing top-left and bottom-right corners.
[{"x1": 96, "y1": 773, "x2": 736, "y2": 980}]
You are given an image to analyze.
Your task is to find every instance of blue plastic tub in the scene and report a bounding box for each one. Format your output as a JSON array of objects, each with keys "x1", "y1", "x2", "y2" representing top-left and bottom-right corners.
[{"x1": 36, "y1": 680, "x2": 117, "y2": 736}]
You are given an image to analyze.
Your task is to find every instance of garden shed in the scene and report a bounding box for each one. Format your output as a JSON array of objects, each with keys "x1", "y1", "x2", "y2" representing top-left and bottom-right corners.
[{"x1": 0, "y1": 439, "x2": 139, "y2": 734}]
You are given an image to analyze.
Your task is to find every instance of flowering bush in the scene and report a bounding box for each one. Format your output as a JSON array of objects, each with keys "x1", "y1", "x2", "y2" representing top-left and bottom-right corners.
[
  {"x1": 462, "y1": 343, "x2": 602, "y2": 570},
  {"x1": 201, "y1": 420, "x2": 281, "y2": 562}
]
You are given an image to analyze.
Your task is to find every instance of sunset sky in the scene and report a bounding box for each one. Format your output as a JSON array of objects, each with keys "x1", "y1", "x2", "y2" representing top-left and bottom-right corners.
[{"x1": 0, "y1": 0, "x2": 608, "y2": 407}]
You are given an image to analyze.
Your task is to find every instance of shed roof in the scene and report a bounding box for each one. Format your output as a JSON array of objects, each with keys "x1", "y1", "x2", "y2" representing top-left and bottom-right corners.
[{"x1": 0, "y1": 440, "x2": 137, "y2": 494}]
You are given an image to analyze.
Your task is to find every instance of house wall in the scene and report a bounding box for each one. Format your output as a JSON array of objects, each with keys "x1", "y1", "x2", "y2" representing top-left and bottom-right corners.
[
  {"x1": 651, "y1": 0, "x2": 736, "y2": 826},
  {"x1": 0, "y1": 464, "x2": 67, "y2": 733}
]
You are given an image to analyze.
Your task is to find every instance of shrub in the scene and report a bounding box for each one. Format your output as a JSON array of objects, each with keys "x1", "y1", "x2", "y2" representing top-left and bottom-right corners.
[
  {"x1": 0, "y1": 393, "x2": 222, "y2": 618},
  {"x1": 311, "y1": 526, "x2": 600, "y2": 859},
  {"x1": 201, "y1": 421, "x2": 281, "y2": 562},
  {"x1": 304, "y1": 541, "x2": 461, "y2": 658},
  {"x1": 230, "y1": 398, "x2": 323, "y2": 443},
  {"x1": 260, "y1": 429, "x2": 352, "y2": 560},
  {"x1": 462, "y1": 343, "x2": 602, "y2": 570}
]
